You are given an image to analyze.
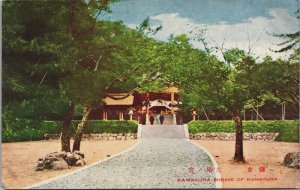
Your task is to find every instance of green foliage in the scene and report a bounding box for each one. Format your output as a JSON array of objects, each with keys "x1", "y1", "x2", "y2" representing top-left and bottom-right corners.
[
  {"x1": 47, "y1": 120, "x2": 138, "y2": 134},
  {"x1": 188, "y1": 120, "x2": 299, "y2": 142},
  {"x1": 257, "y1": 54, "x2": 299, "y2": 107},
  {"x1": 2, "y1": 120, "x2": 138, "y2": 142},
  {"x1": 76, "y1": 120, "x2": 138, "y2": 134},
  {"x1": 2, "y1": 118, "x2": 44, "y2": 142},
  {"x1": 271, "y1": 31, "x2": 300, "y2": 52},
  {"x1": 2, "y1": 128, "x2": 45, "y2": 142}
]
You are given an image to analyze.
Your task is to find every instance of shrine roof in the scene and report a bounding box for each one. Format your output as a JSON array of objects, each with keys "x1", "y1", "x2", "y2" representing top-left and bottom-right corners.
[
  {"x1": 103, "y1": 93, "x2": 134, "y2": 105},
  {"x1": 155, "y1": 87, "x2": 179, "y2": 93}
]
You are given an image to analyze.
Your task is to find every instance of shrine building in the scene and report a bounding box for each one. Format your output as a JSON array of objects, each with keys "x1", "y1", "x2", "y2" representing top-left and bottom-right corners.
[{"x1": 100, "y1": 87, "x2": 181, "y2": 125}]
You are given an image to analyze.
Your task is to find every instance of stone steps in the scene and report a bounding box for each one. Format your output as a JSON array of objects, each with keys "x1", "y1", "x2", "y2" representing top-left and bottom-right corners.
[{"x1": 139, "y1": 125, "x2": 187, "y2": 139}]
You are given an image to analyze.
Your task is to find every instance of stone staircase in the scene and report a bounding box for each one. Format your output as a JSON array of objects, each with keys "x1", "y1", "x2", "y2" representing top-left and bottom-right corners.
[
  {"x1": 138, "y1": 125, "x2": 189, "y2": 139},
  {"x1": 162, "y1": 114, "x2": 173, "y2": 125}
]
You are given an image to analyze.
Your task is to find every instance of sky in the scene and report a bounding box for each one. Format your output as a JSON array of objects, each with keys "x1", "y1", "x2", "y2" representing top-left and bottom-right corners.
[{"x1": 103, "y1": 0, "x2": 299, "y2": 60}]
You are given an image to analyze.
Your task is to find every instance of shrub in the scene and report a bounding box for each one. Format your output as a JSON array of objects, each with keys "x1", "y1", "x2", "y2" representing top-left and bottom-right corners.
[
  {"x1": 2, "y1": 120, "x2": 138, "y2": 142},
  {"x1": 2, "y1": 127, "x2": 44, "y2": 142},
  {"x1": 41, "y1": 120, "x2": 138, "y2": 134},
  {"x1": 2, "y1": 118, "x2": 44, "y2": 142},
  {"x1": 188, "y1": 120, "x2": 299, "y2": 142},
  {"x1": 71, "y1": 120, "x2": 138, "y2": 134}
]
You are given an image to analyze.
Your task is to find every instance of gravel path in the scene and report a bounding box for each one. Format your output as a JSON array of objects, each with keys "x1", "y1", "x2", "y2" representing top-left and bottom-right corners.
[{"x1": 32, "y1": 139, "x2": 218, "y2": 189}]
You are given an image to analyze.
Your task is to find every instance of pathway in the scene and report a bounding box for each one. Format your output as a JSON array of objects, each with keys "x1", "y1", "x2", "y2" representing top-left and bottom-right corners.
[{"x1": 31, "y1": 125, "x2": 219, "y2": 189}]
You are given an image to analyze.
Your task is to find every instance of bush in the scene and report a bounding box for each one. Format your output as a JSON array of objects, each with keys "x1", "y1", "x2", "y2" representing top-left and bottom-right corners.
[
  {"x1": 41, "y1": 121, "x2": 63, "y2": 134},
  {"x1": 83, "y1": 120, "x2": 138, "y2": 133},
  {"x1": 2, "y1": 118, "x2": 44, "y2": 142},
  {"x1": 2, "y1": 127, "x2": 44, "y2": 142},
  {"x1": 188, "y1": 120, "x2": 299, "y2": 142},
  {"x1": 41, "y1": 120, "x2": 138, "y2": 134},
  {"x1": 2, "y1": 120, "x2": 138, "y2": 142}
]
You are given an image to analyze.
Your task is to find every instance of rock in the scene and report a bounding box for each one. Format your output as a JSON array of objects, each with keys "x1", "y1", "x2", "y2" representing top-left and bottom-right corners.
[
  {"x1": 55, "y1": 151, "x2": 67, "y2": 159},
  {"x1": 52, "y1": 159, "x2": 69, "y2": 170},
  {"x1": 74, "y1": 151, "x2": 85, "y2": 159},
  {"x1": 65, "y1": 152, "x2": 77, "y2": 166},
  {"x1": 117, "y1": 136, "x2": 122, "y2": 140},
  {"x1": 52, "y1": 156, "x2": 60, "y2": 161},
  {"x1": 75, "y1": 159, "x2": 85, "y2": 167},
  {"x1": 44, "y1": 134, "x2": 49, "y2": 140},
  {"x1": 121, "y1": 136, "x2": 126, "y2": 140},
  {"x1": 43, "y1": 159, "x2": 54, "y2": 169},
  {"x1": 66, "y1": 152, "x2": 73, "y2": 158},
  {"x1": 37, "y1": 160, "x2": 44, "y2": 167},
  {"x1": 35, "y1": 167, "x2": 44, "y2": 171},
  {"x1": 74, "y1": 154, "x2": 81, "y2": 160},
  {"x1": 283, "y1": 152, "x2": 300, "y2": 169}
]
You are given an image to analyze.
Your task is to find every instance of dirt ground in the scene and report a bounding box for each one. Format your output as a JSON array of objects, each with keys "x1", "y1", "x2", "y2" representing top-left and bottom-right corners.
[
  {"x1": 1, "y1": 140, "x2": 137, "y2": 189},
  {"x1": 2, "y1": 139, "x2": 299, "y2": 189},
  {"x1": 193, "y1": 140, "x2": 300, "y2": 188}
]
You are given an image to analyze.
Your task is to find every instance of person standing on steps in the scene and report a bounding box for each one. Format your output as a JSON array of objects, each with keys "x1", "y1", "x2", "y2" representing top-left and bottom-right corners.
[
  {"x1": 159, "y1": 113, "x2": 164, "y2": 125},
  {"x1": 155, "y1": 114, "x2": 160, "y2": 124},
  {"x1": 149, "y1": 115, "x2": 154, "y2": 125}
]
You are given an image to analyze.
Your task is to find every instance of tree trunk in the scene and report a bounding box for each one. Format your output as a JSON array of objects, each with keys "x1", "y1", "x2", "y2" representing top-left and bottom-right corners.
[
  {"x1": 72, "y1": 105, "x2": 92, "y2": 152},
  {"x1": 282, "y1": 103, "x2": 286, "y2": 120},
  {"x1": 232, "y1": 108, "x2": 245, "y2": 163},
  {"x1": 61, "y1": 104, "x2": 74, "y2": 152}
]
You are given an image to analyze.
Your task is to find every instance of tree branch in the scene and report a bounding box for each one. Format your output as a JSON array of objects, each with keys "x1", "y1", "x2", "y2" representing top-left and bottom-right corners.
[
  {"x1": 272, "y1": 89, "x2": 297, "y2": 105},
  {"x1": 105, "y1": 72, "x2": 161, "y2": 100},
  {"x1": 105, "y1": 63, "x2": 144, "y2": 91},
  {"x1": 93, "y1": 55, "x2": 102, "y2": 71}
]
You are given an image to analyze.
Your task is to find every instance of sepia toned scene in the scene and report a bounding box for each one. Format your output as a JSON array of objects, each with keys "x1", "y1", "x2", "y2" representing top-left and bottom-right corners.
[{"x1": 1, "y1": 0, "x2": 299, "y2": 189}]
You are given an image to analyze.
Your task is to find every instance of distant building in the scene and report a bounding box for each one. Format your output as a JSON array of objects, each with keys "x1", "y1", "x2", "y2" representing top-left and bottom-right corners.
[
  {"x1": 100, "y1": 87, "x2": 180, "y2": 125},
  {"x1": 86, "y1": 87, "x2": 298, "y2": 123}
]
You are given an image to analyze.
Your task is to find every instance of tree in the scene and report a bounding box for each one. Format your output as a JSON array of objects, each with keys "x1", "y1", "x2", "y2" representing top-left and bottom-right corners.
[
  {"x1": 2, "y1": 0, "x2": 114, "y2": 152},
  {"x1": 257, "y1": 54, "x2": 299, "y2": 110},
  {"x1": 264, "y1": 8, "x2": 300, "y2": 119},
  {"x1": 2, "y1": 1, "x2": 77, "y2": 151},
  {"x1": 163, "y1": 35, "x2": 264, "y2": 162},
  {"x1": 70, "y1": 19, "x2": 165, "y2": 151}
]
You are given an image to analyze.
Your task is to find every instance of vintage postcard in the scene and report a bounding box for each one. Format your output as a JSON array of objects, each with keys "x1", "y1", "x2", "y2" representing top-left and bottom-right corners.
[{"x1": 1, "y1": 0, "x2": 299, "y2": 189}]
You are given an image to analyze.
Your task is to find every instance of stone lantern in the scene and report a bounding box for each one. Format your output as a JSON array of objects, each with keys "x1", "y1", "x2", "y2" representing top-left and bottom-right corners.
[
  {"x1": 191, "y1": 109, "x2": 197, "y2": 121},
  {"x1": 128, "y1": 109, "x2": 134, "y2": 121}
]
